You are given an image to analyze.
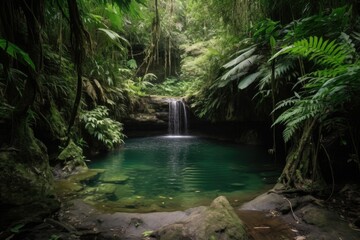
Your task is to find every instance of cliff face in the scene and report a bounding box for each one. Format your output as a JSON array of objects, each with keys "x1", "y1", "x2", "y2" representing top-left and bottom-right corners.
[{"x1": 123, "y1": 96, "x2": 173, "y2": 136}]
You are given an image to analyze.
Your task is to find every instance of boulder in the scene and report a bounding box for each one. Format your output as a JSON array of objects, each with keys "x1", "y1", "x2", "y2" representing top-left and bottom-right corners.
[
  {"x1": 0, "y1": 128, "x2": 58, "y2": 228},
  {"x1": 240, "y1": 192, "x2": 287, "y2": 212},
  {"x1": 56, "y1": 140, "x2": 86, "y2": 174},
  {"x1": 100, "y1": 174, "x2": 129, "y2": 184},
  {"x1": 154, "y1": 196, "x2": 249, "y2": 240},
  {"x1": 96, "y1": 183, "x2": 117, "y2": 195},
  {"x1": 0, "y1": 133, "x2": 54, "y2": 206},
  {"x1": 67, "y1": 169, "x2": 104, "y2": 183}
]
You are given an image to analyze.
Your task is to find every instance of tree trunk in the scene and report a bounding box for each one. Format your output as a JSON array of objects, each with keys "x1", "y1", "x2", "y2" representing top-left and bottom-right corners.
[
  {"x1": 66, "y1": 0, "x2": 86, "y2": 141},
  {"x1": 279, "y1": 119, "x2": 323, "y2": 190}
]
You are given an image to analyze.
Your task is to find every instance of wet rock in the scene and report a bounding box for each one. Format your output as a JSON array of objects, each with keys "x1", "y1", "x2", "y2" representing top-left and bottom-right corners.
[
  {"x1": 67, "y1": 169, "x2": 104, "y2": 183},
  {"x1": 240, "y1": 189, "x2": 316, "y2": 214},
  {"x1": 84, "y1": 194, "x2": 106, "y2": 203},
  {"x1": 296, "y1": 203, "x2": 360, "y2": 240},
  {"x1": 97, "y1": 183, "x2": 117, "y2": 195},
  {"x1": 54, "y1": 169, "x2": 105, "y2": 198},
  {"x1": 301, "y1": 204, "x2": 331, "y2": 227},
  {"x1": 55, "y1": 180, "x2": 84, "y2": 195},
  {"x1": 123, "y1": 96, "x2": 170, "y2": 133},
  {"x1": 240, "y1": 192, "x2": 287, "y2": 212},
  {"x1": 114, "y1": 184, "x2": 135, "y2": 197},
  {"x1": 240, "y1": 189, "x2": 360, "y2": 240},
  {"x1": 57, "y1": 196, "x2": 248, "y2": 240},
  {"x1": 154, "y1": 196, "x2": 249, "y2": 240},
  {"x1": 100, "y1": 174, "x2": 129, "y2": 184}
]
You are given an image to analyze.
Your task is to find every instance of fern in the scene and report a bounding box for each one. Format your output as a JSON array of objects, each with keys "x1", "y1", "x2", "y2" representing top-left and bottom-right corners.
[
  {"x1": 258, "y1": 57, "x2": 298, "y2": 90},
  {"x1": 272, "y1": 35, "x2": 360, "y2": 142},
  {"x1": 271, "y1": 36, "x2": 351, "y2": 67},
  {"x1": 274, "y1": 98, "x2": 324, "y2": 142}
]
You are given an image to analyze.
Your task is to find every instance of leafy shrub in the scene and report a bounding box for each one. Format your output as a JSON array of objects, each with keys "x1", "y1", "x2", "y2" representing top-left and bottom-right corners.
[
  {"x1": 80, "y1": 106, "x2": 125, "y2": 150},
  {"x1": 145, "y1": 77, "x2": 198, "y2": 96}
]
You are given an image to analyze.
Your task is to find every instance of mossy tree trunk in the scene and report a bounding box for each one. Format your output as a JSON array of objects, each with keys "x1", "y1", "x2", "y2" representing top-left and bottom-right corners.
[
  {"x1": 0, "y1": 0, "x2": 55, "y2": 205},
  {"x1": 279, "y1": 119, "x2": 324, "y2": 190}
]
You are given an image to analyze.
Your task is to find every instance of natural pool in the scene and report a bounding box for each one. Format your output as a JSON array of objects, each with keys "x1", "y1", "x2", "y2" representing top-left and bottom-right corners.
[{"x1": 82, "y1": 135, "x2": 279, "y2": 212}]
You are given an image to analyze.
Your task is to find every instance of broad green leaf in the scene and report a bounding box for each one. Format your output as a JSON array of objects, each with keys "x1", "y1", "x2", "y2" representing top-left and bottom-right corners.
[
  {"x1": 223, "y1": 46, "x2": 257, "y2": 69},
  {"x1": 238, "y1": 72, "x2": 261, "y2": 90},
  {"x1": 0, "y1": 39, "x2": 35, "y2": 70},
  {"x1": 97, "y1": 28, "x2": 130, "y2": 50},
  {"x1": 270, "y1": 36, "x2": 276, "y2": 49}
]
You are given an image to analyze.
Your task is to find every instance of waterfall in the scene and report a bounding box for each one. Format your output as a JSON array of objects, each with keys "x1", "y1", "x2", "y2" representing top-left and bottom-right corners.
[{"x1": 168, "y1": 100, "x2": 188, "y2": 135}]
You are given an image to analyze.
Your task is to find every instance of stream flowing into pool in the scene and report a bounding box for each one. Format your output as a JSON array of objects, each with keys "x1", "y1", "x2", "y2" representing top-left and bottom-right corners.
[{"x1": 85, "y1": 135, "x2": 279, "y2": 212}]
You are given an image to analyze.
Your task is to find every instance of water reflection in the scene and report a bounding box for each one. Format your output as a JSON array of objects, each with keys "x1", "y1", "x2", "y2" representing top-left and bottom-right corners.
[{"x1": 86, "y1": 136, "x2": 279, "y2": 211}]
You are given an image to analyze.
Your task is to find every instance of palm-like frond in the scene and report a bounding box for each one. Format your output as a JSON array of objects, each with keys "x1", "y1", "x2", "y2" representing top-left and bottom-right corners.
[
  {"x1": 271, "y1": 36, "x2": 351, "y2": 67},
  {"x1": 274, "y1": 98, "x2": 323, "y2": 142},
  {"x1": 97, "y1": 28, "x2": 130, "y2": 52},
  {"x1": 258, "y1": 56, "x2": 298, "y2": 90},
  {"x1": 216, "y1": 45, "x2": 263, "y2": 88},
  {"x1": 272, "y1": 35, "x2": 360, "y2": 142}
]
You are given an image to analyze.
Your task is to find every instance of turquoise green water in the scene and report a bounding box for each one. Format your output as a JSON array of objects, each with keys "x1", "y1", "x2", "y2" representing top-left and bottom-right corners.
[{"x1": 86, "y1": 136, "x2": 279, "y2": 212}]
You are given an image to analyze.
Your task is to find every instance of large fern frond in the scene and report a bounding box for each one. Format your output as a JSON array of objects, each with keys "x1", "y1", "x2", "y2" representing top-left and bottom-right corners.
[
  {"x1": 272, "y1": 34, "x2": 360, "y2": 143},
  {"x1": 271, "y1": 36, "x2": 351, "y2": 67},
  {"x1": 258, "y1": 57, "x2": 298, "y2": 90},
  {"x1": 274, "y1": 98, "x2": 324, "y2": 142}
]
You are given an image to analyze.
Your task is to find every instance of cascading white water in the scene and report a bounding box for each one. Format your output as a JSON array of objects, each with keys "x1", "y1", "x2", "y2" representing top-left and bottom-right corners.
[{"x1": 168, "y1": 100, "x2": 188, "y2": 135}]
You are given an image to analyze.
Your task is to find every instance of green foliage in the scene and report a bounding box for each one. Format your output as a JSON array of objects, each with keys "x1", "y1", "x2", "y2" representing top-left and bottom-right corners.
[
  {"x1": 253, "y1": 19, "x2": 280, "y2": 44},
  {"x1": 217, "y1": 44, "x2": 263, "y2": 88},
  {"x1": 49, "y1": 235, "x2": 61, "y2": 240},
  {"x1": 80, "y1": 106, "x2": 125, "y2": 149},
  {"x1": 273, "y1": 35, "x2": 360, "y2": 142},
  {"x1": 123, "y1": 73, "x2": 156, "y2": 97},
  {"x1": 97, "y1": 28, "x2": 131, "y2": 52},
  {"x1": 145, "y1": 77, "x2": 197, "y2": 96},
  {"x1": 282, "y1": 6, "x2": 351, "y2": 40},
  {"x1": 142, "y1": 230, "x2": 153, "y2": 237},
  {"x1": 10, "y1": 224, "x2": 25, "y2": 233},
  {"x1": 0, "y1": 39, "x2": 35, "y2": 70},
  {"x1": 271, "y1": 36, "x2": 351, "y2": 67}
]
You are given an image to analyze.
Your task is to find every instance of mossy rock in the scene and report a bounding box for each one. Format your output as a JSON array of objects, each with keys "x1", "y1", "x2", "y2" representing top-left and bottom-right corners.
[
  {"x1": 154, "y1": 196, "x2": 249, "y2": 240},
  {"x1": 54, "y1": 169, "x2": 104, "y2": 198},
  {"x1": 96, "y1": 183, "x2": 117, "y2": 195},
  {"x1": 0, "y1": 128, "x2": 54, "y2": 206},
  {"x1": 100, "y1": 173, "x2": 129, "y2": 184},
  {"x1": 114, "y1": 184, "x2": 135, "y2": 197},
  {"x1": 57, "y1": 140, "x2": 86, "y2": 172},
  {"x1": 57, "y1": 141, "x2": 82, "y2": 161},
  {"x1": 67, "y1": 169, "x2": 105, "y2": 183},
  {"x1": 0, "y1": 151, "x2": 53, "y2": 205},
  {"x1": 54, "y1": 180, "x2": 84, "y2": 196},
  {"x1": 84, "y1": 194, "x2": 107, "y2": 203}
]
